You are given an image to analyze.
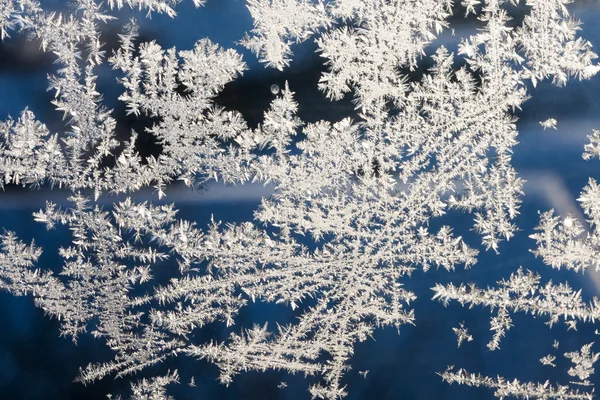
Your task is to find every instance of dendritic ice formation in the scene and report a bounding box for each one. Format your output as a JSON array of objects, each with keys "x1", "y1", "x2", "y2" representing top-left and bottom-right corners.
[
  {"x1": 432, "y1": 124, "x2": 600, "y2": 398},
  {"x1": 0, "y1": 0, "x2": 599, "y2": 399}
]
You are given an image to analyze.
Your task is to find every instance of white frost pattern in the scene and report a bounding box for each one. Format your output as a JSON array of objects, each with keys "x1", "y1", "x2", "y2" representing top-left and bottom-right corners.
[{"x1": 0, "y1": 0, "x2": 598, "y2": 399}]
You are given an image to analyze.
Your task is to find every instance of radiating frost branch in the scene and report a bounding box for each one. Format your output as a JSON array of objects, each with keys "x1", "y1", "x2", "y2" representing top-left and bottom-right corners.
[
  {"x1": 0, "y1": 232, "x2": 49, "y2": 296},
  {"x1": 439, "y1": 366, "x2": 594, "y2": 400},
  {"x1": 250, "y1": 40, "x2": 526, "y2": 260},
  {"x1": 530, "y1": 122, "x2": 600, "y2": 275},
  {"x1": 0, "y1": 3, "x2": 136, "y2": 195},
  {"x1": 315, "y1": 0, "x2": 452, "y2": 111},
  {"x1": 396, "y1": 41, "x2": 524, "y2": 252},
  {"x1": 1, "y1": 196, "x2": 184, "y2": 389},
  {"x1": 515, "y1": 0, "x2": 600, "y2": 87},
  {"x1": 8, "y1": 195, "x2": 191, "y2": 385},
  {"x1": 109, "y1": 23, "x2": 255, "y2": 195},
  {"x1": 107, "y1": 0, "x2": 205, "y2": 18},
  {"x1": 243, "y1": 0, "x2": 598, "y2": 113},
  {"x1": 530, "y1": 208, "x2": 600, "y2": 274},
  {"x1": 114, "y1": 198, "x2": 423, "y2": 397},
  {"x1": 242, "y1": 0, "x2": 453, "y2": 111},
  {"x1": 0, "y1": 0, "x2": 43, "y2": 40},
  {"x1": 0, "y1": 2, "x2": 223, "y2": 199},
  {"x1": 111, "y1": 370, "x2": 179, "y2": 400},
  {"x1": 530, "y1": 175, "x2": 600, "y2": 274},
  {"x1": 0, "y1": 109, "x2": 66, "y2": 189},
  {"x1": 440, "y1": 343, "x2": 599, "y2": 398},
  {"x1": 433, "y1": 267, "x2": 600, "y2": 350},
  {"x1": 240, "y1": 0, "x2": 331, "y2": 70},
  {"x1": 29, "y1": 195, "x2": 170, "y2": 341},
  {"x1": 584, "y1": 129, "x2": 600, "y2": 160}
]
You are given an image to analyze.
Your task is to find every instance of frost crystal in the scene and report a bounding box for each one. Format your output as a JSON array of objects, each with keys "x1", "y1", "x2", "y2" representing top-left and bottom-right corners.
[
  {"x1": 453, "y1": 322, "x2": 473, "y2": 348},
  {"x1": 540, "y1": 118, "x2": 558, "y2": 130},
  {"x1": 540, "y1": 354, "x2": 557, "y2": 368},
  {"x1": 565, "y1": 343, "x2": 600, "y2": 386},
  {"x1": 440, "y1": 366, "x2": 594, "y2": 400}
]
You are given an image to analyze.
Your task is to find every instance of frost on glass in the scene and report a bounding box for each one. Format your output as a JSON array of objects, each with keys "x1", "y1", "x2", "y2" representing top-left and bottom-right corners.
[{"x1": 0, "y1": 0, "x2": 599, "y2": 399}]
